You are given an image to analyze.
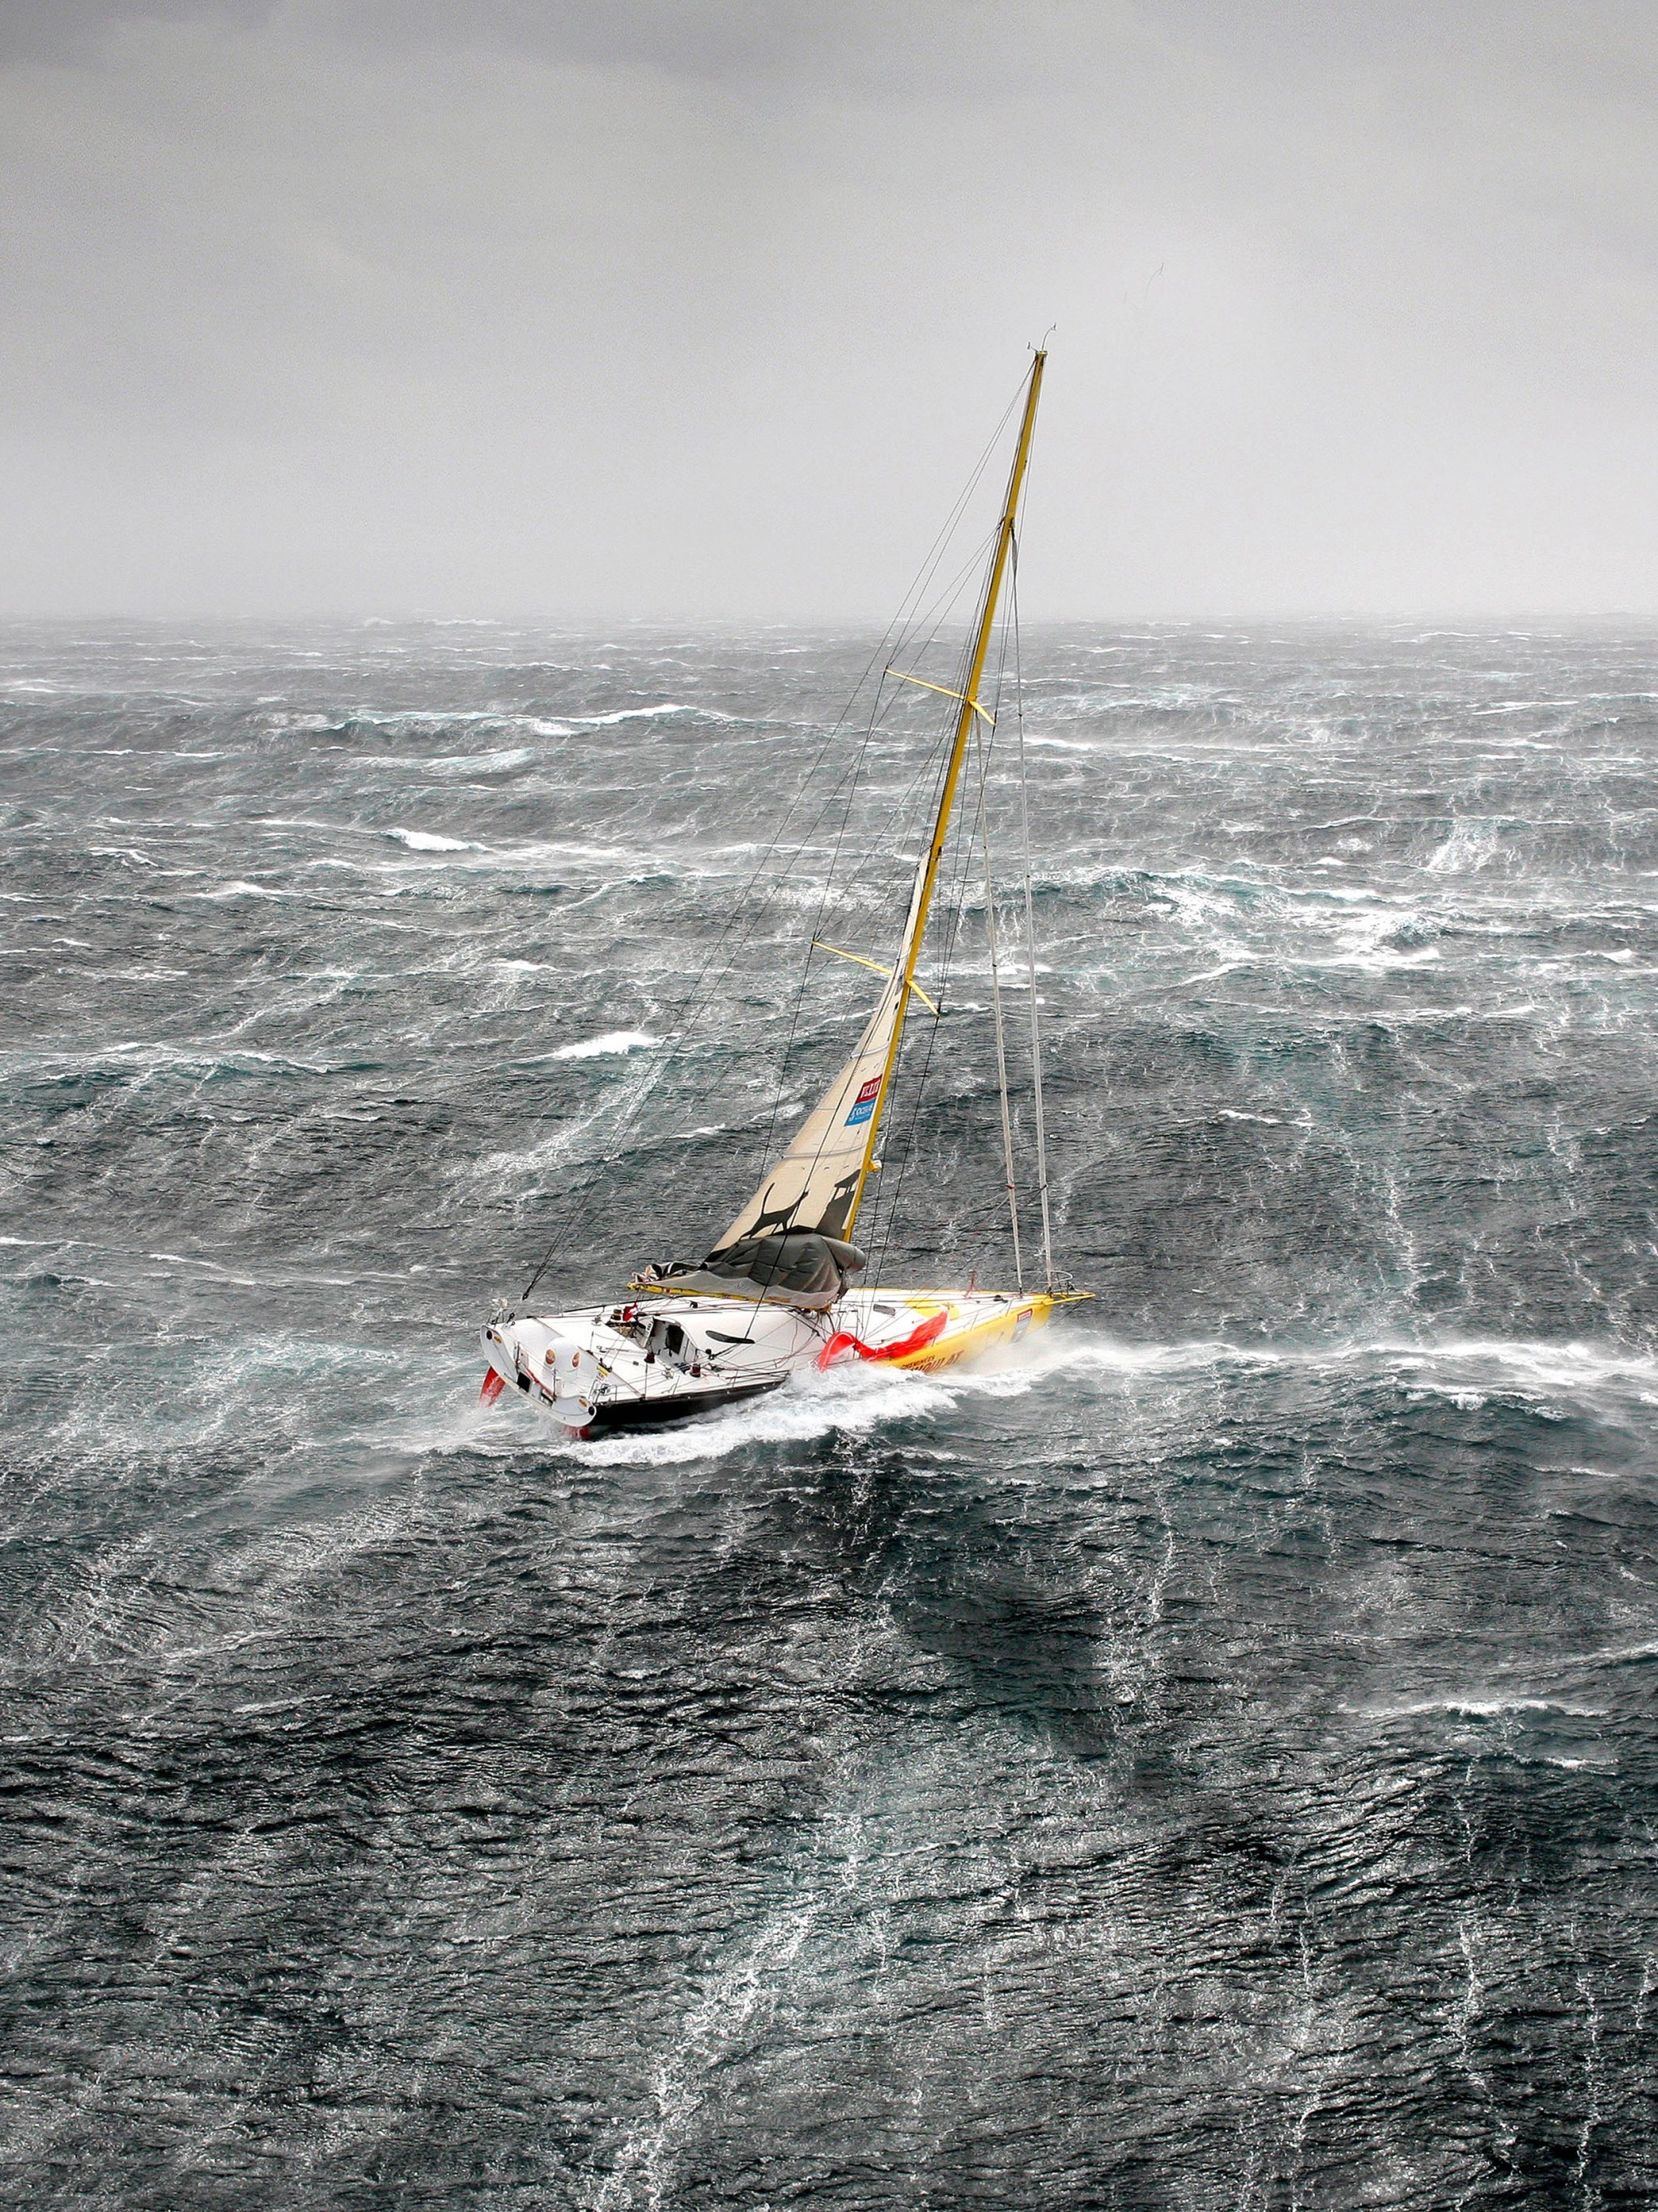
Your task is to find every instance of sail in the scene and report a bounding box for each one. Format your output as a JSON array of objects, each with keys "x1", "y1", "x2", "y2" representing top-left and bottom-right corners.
[
  {"x1": 714, "y1": 912, "x2": 915, "y2": 1250},
  {"x1": 633, "y1": 882, "x2": 923, "y2": 1305},
  {"x1": 627, "y1": 955, "x2": 903, "y2": 1308}
]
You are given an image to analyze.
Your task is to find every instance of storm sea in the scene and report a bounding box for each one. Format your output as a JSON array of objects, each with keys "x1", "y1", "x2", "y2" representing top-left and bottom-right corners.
[{"x1": 3, "y1": 618, "x2": 1656, "y2": 2210}]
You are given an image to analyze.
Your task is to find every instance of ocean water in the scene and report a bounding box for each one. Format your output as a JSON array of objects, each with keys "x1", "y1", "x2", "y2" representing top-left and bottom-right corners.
[{"x1": 2, "y1": 617, "x2": 1657, "y2": 2208}]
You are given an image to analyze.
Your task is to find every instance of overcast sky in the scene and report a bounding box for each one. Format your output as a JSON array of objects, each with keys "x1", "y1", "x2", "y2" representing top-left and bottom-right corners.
[{"x1": 3, "y1": 0, "x2": 1656, "y2": 619}]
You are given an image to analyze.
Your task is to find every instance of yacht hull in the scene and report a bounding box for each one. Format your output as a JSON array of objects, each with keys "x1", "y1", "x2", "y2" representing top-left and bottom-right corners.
[
  {"x1": 482, "y1": 1286, "x2": 1076, "y2": 1440},
  {"x1": 583, "y1": 1376, "x2": 788, "y2": 1432}
]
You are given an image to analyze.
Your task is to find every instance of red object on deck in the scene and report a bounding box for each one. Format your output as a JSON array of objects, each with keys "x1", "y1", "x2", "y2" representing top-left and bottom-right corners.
[
  {"x1": 818, "y1": 1308, "x2": 949, "y2": 1372},
  {"x1": 478, "y1": 1367, "x2": 508, "y2": 1405}
]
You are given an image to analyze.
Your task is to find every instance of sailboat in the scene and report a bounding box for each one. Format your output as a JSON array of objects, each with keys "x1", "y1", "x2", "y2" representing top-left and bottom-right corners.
[{"x1": 480, "y1": 350, "x2": 1086, "y2": 1437}]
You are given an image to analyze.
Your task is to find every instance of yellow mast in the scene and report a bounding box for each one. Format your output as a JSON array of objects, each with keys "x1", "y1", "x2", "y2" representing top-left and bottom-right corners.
[{"x1": 842, "y1": 348, "x2": 1047, "y2": 1238}]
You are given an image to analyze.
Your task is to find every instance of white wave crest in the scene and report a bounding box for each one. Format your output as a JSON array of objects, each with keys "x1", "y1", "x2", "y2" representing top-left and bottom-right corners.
[
  {"x1": 384, "y1": 827, "x2": 481, "y2": 852},
  {"x1": 548, "y1": 1030, "x2": 660, "y2": 1059},
  {"x1": 427, "y1": 747, "x2": 538, "y2": 773},
  {"x1": 574, "y1": 703, "x2": 707, "y2": 727}
]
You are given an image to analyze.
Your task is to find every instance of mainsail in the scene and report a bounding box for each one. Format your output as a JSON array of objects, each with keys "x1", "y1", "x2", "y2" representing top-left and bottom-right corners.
[
  {"x1": 653, "y1": 348, "x2": 1048, "y2": 1309},
  {"x1": 714, "y1": 858, "x2": 925, "y2": 1251},
  {"x1": 636, "y1": 874, "x2": 922, "y2": 1310}
]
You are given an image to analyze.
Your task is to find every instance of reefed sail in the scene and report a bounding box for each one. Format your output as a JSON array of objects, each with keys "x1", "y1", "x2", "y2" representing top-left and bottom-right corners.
[
  {"x1": 721, "y1": 927, "x2": 913, "y2": 1244},
  {"x1": 633, "y1": 926, "x2": 909, "y2": 1308}
]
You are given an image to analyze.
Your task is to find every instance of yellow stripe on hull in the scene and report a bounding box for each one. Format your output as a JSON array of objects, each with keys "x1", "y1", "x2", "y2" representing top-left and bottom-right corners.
[{"x1": 884, "y1": 1291, "x2": 1062, "y2": 1372}]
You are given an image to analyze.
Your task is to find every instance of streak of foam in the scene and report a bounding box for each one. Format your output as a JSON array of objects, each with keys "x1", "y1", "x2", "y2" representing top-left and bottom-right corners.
[
  {"x1": 182, "y1": 880, "x2": 297, "y2": 901},
  {"x1": 427, "y1": 746, "x2": 539, "y2": 772},
  {"x1": 1011, "y1": 1328, "x2": 1658, "y2": 1407},
  {"x1": 593, "y1": 1808, "x2": 868, "y2": 2210}
]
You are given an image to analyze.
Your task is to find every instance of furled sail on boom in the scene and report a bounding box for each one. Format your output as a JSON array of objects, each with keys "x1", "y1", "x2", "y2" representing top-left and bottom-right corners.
[{"x1": 642, "y1": 348, "x2": 1048, "y2": 1310}]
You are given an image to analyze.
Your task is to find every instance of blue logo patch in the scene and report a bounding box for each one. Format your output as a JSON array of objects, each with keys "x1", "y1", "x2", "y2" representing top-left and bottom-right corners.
[{"x1": 844, "y1": 1075, "x2": 882, "y2": 1126}]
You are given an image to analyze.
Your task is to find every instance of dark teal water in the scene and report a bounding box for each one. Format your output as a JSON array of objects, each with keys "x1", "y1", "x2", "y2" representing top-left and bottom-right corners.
[{"x1": 2, "y1": 619, "x2": 1656, "y2": 2207}]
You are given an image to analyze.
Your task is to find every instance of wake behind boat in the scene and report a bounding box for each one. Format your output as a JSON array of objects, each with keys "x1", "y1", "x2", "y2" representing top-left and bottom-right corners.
[{"x1": 482, "y1": 351, "x2": 1086, "y2": 1437}]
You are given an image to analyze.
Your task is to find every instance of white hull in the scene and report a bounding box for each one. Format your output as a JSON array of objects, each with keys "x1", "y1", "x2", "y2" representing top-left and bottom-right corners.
[{"x1": 481, "y1": 1286, "x2": 1062, "y2": 1438}]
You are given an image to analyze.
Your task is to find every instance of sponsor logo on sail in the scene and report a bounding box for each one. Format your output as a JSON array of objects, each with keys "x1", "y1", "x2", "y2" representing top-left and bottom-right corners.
[{"x1": 844, "y1": 1075, "x2": 882, "y2": 1126}]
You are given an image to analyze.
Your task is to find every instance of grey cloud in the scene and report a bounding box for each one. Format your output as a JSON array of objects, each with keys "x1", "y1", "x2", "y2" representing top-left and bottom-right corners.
[
  {"x1": 1, "y1": 0, "x2": 1137, "y2": 89},
  {"x1": 2, "y1": 1, "x2": 1656, "y2": 619},
  {"x1": 0, "y1": 0, "x2": 278, "y2": 64},
  {"x1": 332, "y1": 0, "x2": 1160, "y2": 104}
]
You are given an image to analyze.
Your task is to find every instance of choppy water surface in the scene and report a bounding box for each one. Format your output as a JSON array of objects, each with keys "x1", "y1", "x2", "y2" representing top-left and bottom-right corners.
[{"x1": 3, "y1": 619, "x2": 1658, "y2": 2208}]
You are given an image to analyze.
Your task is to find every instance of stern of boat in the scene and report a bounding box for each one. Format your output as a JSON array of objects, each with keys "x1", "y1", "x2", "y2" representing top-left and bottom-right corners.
[{"x1": 479, "y1": 1294, "x2": 823, "y2": 1436}]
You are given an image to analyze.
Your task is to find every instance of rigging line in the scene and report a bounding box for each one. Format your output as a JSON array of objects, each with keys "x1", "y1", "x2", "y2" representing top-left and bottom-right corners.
[
  {"x1": 740, "y1": 525, "x2": 1010, "y2": 1196},
  {"x1": 882, "y1": 525, "x2": 1005, "y2": 691},
  {"x1": 769, "y1": 539, "x2": 993, "y2": 861},
  {"x1": 809, "y1": 374, "x2": 1017, "y2": 763},
  {"x1": 522, "y1": 377, "x2": 1031, "y2": 1301},
  {"x1": 822, "y1": 534, "x2": 1005, "y2": 907},
  {"x1": 755, "y1": 526, "x2": 1005, "y2": 1189},
  {"x1": 743, "y1": 686, "x2": 944, "y2": 1223},
  {"x1": 859, "y1": 658, "x2": 991, "y2": 1287},
  {"x1": 518, "y1": 891, "x2": 801, "y2": 1300},
  {"x1": 517, "y1": 739, "x2": 883, "y2": 1210},
  {"x1": 841, "y1": 531, "x2": 1006, "y2": 883},
  {"x1": 657, "y1": 633, "x2": 951, "y2": 987},
  {"x1": 818, "y1": 512, "x2": 1006, "y2": 934},
  {"x1": 874, "y1": 381, "x2": 1024, "y2": 668},
  {"x1": 971, "y1": 711, "x2": 1023, "y2": 1292},
  {"x1": 812, "y1": 521, "x2": 1004, "y2": 944},
  {"x1": 1010, "y1": 537, "x2": 1054, "y2": 1288},
  {"x1": 850, "y1": 693, "x2": 971, "y2": 895},
  {"x1": 862, "y1": 566, "x2": 1025, "y2": 1291},
  {"x1": 519, "y1": 538, "x2": 992, "y2": 1302},
  {"x1": 880, "y1": 384, "x2": 1022, "y2": 641},
  {"x1": 884, "y1": 464, "x2": 1014, "y2": 660},
  {"x1": 520, "y1": 669, "x2": 904, "y2": 1300},
  {"x1": 655, "y1": 377, "x2": 1019, "y2": 1047},
  {"x1": 751, "y1": 696, "x2": 964, "y2": 1262},
  {"x1": 818, "y1": 680, "x2": 959, "y2": 929},
  {"x1": 806, "y1": 418, "x2": 1014, "y2": 893}
]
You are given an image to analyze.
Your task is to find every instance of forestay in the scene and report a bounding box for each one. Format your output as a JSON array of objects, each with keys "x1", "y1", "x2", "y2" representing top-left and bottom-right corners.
[{"x1": 643, "y1": 347, "x2": 1048, "y2": 1313}]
